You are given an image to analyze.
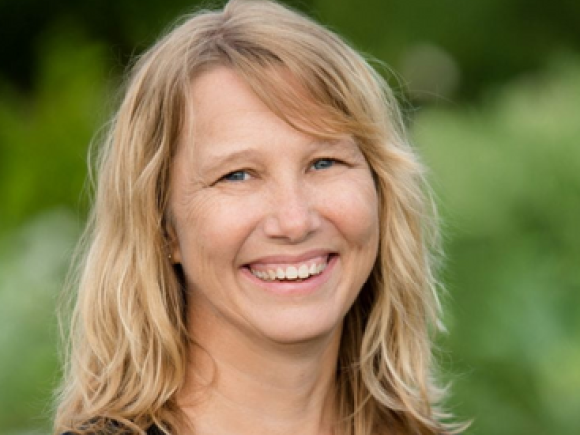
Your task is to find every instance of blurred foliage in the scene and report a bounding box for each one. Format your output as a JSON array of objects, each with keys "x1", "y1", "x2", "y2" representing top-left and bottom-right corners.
[
  {"x1": 0, "y1": 1, "x2": 579, "y2": 434},
  {"x1": 0, "y1": 209, "x2": 78, "y2": 434},
  {"x1": 0, "y1": 28, "x2": 110, "y2": 232},
  {"x1": 2, "y1": 0, "x2": 580, "y2": 99},
  {"x1": 413, "y1": 54, "x2": 580, "y2": 434}
]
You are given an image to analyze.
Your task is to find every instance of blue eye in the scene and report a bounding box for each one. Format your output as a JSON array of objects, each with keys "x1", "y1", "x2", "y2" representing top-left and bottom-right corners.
[
  {"x1": 312, "y1": 158, "x2": 335, "y2": 170},
  {"x1": 222, "y1": 170, "x2": 250, "y2": 182}
]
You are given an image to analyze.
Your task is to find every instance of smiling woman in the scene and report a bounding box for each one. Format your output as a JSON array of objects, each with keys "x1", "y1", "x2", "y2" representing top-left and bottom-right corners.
[
  {"x1": 54, "y1": 1, "x2": 464, "y2": 434},
  {"x1": 167, "y1": 67, "x2": 379, "y2": 347}
]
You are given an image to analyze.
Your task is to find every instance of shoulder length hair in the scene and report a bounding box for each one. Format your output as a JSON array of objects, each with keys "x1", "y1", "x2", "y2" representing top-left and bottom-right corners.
[{"x1": 55, "y1": 0, "x2": 462, "y2": 434}]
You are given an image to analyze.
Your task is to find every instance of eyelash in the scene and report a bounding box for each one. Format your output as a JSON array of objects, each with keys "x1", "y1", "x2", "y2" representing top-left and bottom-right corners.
[
  {"x1": 217, "y1": 158, "x2": 342, "y2": 184},
  {"x1": 220, "y1": 170, "x2": 251, "y2": 182},
  {"x1": 311, "y1": 158, "x2": 338, "y2": 170}
]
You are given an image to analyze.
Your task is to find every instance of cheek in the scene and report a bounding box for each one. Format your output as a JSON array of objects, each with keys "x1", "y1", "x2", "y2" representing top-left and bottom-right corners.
[
  {"x1": 323, "y1": 173, "x2": 379, "y2": 244},
  {"x1": 175, "y1": 194, "x2": 259, "y2": 265}
]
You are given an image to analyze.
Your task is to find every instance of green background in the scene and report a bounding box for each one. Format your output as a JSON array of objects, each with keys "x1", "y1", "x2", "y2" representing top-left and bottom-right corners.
[{"x1": 1, "y1": 0, "x2": 579, "y2": 434}]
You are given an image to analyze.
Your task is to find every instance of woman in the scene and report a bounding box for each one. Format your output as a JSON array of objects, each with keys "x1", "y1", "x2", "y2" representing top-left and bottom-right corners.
[{"x1": 55, "y1": 0, "x2": 463, "y2": 434}]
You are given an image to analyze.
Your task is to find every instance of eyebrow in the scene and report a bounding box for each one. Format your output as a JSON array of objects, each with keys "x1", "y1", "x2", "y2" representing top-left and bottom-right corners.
[
  {"x1": 200, "y1": 137, "x2": 360, "y2": 173},
  {"x1": 201, "y1": 147, "x2": 263, "y2": 172},
  {"x1": 324, "y1": 136, "x2": 362, "y2": 156},
  {"x1": 308, "y1": 136, "x2": 366, "y2": 161}
]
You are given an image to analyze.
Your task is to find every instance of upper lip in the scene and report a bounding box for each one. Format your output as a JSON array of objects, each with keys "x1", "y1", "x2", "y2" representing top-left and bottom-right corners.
[{"x1": 244, "y1": 249, "x2": 335, "y2": 266}]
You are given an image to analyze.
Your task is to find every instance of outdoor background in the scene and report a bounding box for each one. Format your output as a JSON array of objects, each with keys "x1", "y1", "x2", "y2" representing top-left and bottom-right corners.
[{"x1": 0, "y1": 0, "x2": 579, "y2": 434}]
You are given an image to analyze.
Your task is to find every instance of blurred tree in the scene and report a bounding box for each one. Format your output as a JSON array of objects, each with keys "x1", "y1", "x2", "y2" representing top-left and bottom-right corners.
[
  {"x1": 0, "y1": 26, "x2": 109, "y2": 233},
  {"x1": 0, "y1": 209, "x2": 78, "y2": 432},
  {"x1": 2, "y1": 0, "x2": 580, "y2": 99},
  {"x1": 414, "y1": 55, "x2": 580, "y2": 435}
]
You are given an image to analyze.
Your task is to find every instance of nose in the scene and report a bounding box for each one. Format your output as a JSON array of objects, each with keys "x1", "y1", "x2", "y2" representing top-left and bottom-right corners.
[{"x1": 262, "y1": 179, "x2": 321, "y2": 243}]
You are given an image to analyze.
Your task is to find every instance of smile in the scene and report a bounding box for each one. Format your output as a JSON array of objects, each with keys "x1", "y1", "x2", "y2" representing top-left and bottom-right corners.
[{"x1": 247, "y1": 255, "x2": 330, "y2": 282}]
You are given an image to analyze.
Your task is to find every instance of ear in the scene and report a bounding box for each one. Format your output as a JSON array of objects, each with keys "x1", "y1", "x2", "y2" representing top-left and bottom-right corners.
[{"x1": 165, "y1": 219, "x2": 182, "y2": 264}]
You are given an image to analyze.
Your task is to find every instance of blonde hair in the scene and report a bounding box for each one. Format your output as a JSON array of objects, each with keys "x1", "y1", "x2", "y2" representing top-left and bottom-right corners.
[{"x1": 55, "y1": 1, "x2": 462, "y2": 434}]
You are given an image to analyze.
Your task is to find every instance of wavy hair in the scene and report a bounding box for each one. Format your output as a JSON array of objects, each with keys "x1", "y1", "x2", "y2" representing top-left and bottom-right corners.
[{"x1": 55, "y1": 0, "x2": 462, "y2": 434}]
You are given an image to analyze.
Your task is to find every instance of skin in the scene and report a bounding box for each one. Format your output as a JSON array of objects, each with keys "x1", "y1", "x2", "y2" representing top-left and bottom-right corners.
[{"x1": 168, "y1": 67, "x2": 379, "y2": 435}]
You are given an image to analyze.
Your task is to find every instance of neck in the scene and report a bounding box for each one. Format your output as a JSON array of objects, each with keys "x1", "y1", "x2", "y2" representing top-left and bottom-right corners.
[{"x1": 177, "y1": 306, "x2": 343, "y2": 435}]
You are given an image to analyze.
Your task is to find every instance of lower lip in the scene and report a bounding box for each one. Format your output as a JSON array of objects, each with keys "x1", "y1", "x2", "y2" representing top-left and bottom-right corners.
[{"x1": 241, "y1": 255, "x2": 338, "y2": 296}]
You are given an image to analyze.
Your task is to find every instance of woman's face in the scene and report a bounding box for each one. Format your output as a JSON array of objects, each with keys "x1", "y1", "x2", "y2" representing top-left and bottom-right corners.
[{"x1": 169, "y1": 67, "x2": 379, "y2": 346}]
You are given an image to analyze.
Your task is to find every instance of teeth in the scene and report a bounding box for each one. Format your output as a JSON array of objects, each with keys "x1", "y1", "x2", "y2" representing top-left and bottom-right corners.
[
  {"x1": 276, "y1": 267, "x2": 285, "y2": 279},
  {"x1": 250, "y1": 258, "x2": 329, "y2": 282},
  {"x1": 286, "y1": 266, "x2": 298, "y2": 279}
]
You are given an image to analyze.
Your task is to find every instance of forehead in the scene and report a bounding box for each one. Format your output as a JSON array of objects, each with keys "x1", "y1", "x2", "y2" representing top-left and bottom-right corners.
[
  {"x1": 179, "y1": 67, "x2": 358, "y2": 160},
  {"x1": 187, "y1": 67, "x2": 275, "y2": 138},
  {"x1": 186, "y1": 65, "x2": 352, "y2": 141}
]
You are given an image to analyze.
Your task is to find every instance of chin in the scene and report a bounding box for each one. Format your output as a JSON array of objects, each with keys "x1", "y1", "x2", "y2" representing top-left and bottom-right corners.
[{"x1": 254, "y1": 311, "x2": 345, "y2": 347}]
